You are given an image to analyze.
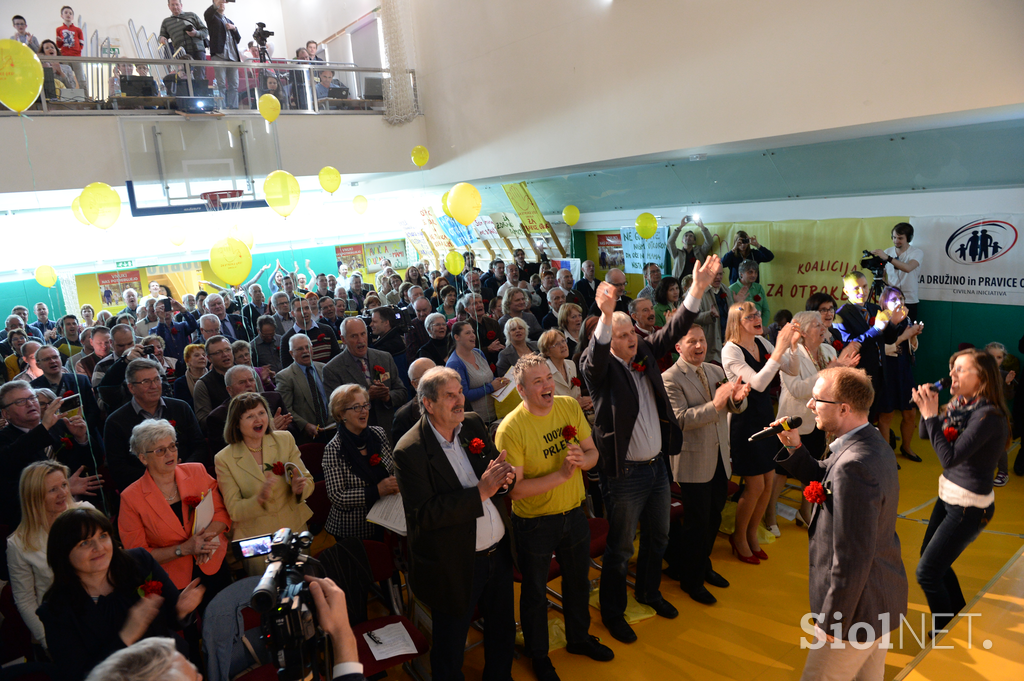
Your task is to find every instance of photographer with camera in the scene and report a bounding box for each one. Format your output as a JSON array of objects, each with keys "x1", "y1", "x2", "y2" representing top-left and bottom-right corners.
[
  {"x1": 159, "y1": 1, "x2": 208, "y2": 61},
  {"x1": 721, "y1": 230, "x2": 774, "y2": 285},
  {"x1": 869, "y1": 222, "x2": 923, "y2": 321}
]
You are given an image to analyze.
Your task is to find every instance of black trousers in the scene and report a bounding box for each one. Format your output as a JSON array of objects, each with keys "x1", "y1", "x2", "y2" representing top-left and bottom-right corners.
[{"x1": 667, "y1": 455, "x2": 728, "y2": 593}]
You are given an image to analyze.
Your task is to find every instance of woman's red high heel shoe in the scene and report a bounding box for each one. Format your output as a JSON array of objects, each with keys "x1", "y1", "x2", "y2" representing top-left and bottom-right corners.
[
  {"x1": 754, "y1": 548, "x2": 769, "y2": 560},
  {"x1": 730, "y1": 535, "x2": 760, "y2": 565}
]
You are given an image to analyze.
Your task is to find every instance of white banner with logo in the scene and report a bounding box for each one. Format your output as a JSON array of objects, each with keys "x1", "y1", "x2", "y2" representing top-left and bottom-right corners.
[{"x1": 911, "y1": 215, "x2": 1023, "y2": 306}]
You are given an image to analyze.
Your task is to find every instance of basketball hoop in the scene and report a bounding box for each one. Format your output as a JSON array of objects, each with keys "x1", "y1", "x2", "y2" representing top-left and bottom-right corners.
[{"x1": 201, "y1": 190, "x2": 244, "y2": 212}]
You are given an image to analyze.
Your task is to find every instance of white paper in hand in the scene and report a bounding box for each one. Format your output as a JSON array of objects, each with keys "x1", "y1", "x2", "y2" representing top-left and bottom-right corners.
[
  {"x1": 191, "y1": 492, "x2": 215, "y2": 535},
  {"x1": 366, "y1": 493, "x2": 407, "y2": 536},
  {"x1": 492, "y1": 367, "x2": 518, "y2": 402}
]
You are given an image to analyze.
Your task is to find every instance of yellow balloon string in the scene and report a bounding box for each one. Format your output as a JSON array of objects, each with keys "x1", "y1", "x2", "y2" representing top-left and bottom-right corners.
[{"x1": 20, "y1": 114, "x2": 39, "y2": 194}]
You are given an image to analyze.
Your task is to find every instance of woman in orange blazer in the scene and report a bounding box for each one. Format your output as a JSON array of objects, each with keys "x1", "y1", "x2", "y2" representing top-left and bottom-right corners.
[{"x1": 118, "y1": 418, "x2": 233, "y2": 606}]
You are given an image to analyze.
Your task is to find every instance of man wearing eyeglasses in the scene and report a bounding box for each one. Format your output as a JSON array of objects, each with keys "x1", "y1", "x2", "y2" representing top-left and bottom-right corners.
[
  {"x1": 31, "y1": 345, "x2": 101, "y2": 434},
  {"x1": 276, "y1": 333, "x2": 333, "y2": 444},
  {"x1": 0, "y1": 381, "x2": 102, "y2": 530},
  {"x1": 103, "y1": 358, "x2": 209, "y2": 491},
  {"x1": 587, "y1": 268, "x2": 632, "y2": 317},
  {"x1": 193, "y1": 336, "x2": 235, "y2": 429}
]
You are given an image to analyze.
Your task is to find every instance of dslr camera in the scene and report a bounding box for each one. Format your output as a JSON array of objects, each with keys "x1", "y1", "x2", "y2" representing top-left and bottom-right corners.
[{"x1": 233, "y1": 528, "x2": 327, "y2": 681}]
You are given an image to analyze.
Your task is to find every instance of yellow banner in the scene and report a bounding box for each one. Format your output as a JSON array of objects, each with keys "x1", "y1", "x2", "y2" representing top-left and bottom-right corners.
[
  {"x1": 704, "y1": 217, "x2": 906, "y2": 317},
  {"x1": 417, "y1": 207, "x2": 457, "y2": 254},
  {"x1": 501, "y1": 182, "x2": 548, "y2": 234}
]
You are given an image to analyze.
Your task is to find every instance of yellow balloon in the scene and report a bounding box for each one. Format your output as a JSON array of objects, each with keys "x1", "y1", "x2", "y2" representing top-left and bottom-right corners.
[
  {"x1": 258, "y1": 93, "x2": 281, "y2": 123},
  {"x1": 209, "y1": 237, "x2": 253, "y2": 287},
  {"x1": 169, "y1": 229, "x2": 187, "y2": 246},
  {"x1": 635, "y1": 212, "x2": 658, "y2": 240},
  {"x1": 0, "y1": 40, "x2": 44, "y2": 113},
  {"x1": 34, "y1": 265, "x2": 57, "y2": 288},
  {"x1": 562, "y1": 205, "x2": 580, "y2": 227},
  {"x1": 79, "y1": 182, "x2": 121, "y2": 230},
  {"x1": 411, "y1": 145, "x2": 429, "y2": 167},
  {"x1": 228, "y1": 225, "x2": 254, "y2": 250},
  {"x1": 353, "y1": 195, "x2": 368, "y2": 214},
  {"x1": 447, "y1": 182, "x2": 481, "y2": 227},
  {"x1": 263, "y1": 170, "x2": 300, "y2": 218},
  {"x1": 71, "y1": 196, "x2": 89, "y2": 225},
  {"x1": 444, "y1": 251, "x2": 465, "y2": 277},
  {"x1": 319, "y1": 166, "x2": 341, "y2": 194},
  {"x1": 441, "y1": 191, "x2": 454, "y2": 219}
]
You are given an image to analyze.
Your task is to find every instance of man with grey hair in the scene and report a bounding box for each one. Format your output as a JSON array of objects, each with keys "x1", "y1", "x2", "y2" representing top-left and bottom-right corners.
[
  {"x1": 205, "y1": 364, "x2": 293, "y2": 451},
  {"x1": 636, "y1": 262, "x2": 663, "y2": 302},
  {"x1": 393, "y1": 366, "x2": 516, "y2": 680},
  {"x1": 573, "y1": 260, "x2": 600, "y2": 311},
  {"x1": 557, "y1": 268, "x2": 585, "y2": 308},
  {"x1": 275, "y1": 333, "x2": 331, "y2": 444},
  {"x1": 495, "y1": 354, "x2": 611, "y2": 678},
  {"x1": 198, "y1": 313, "x2": 222, "y2": 342},
  {"x1": 0, "y1": 380, "x2": 101, "y2": 529},
  {"x1": 31, "y1": 344, "x2": 101, "y2": 435},
  {"x1": 323, "y1": 317, "x2": 405, "y2": 443},
  {"x1": 403, "y1": 297, "x2": 433, "y2": 364},
  {"x1": 75, "y1": 326, "x2": 111, "y2": 381},
  {"x1": 580, "y1": 254, "x2": 721, "y2": 643},
  {"x1": 0, "y1": 312, "x2": 41, "y2": 347},
  {"x1": 587, "y1": 268, "x2": 631, "y2": 317},
  {"x1": 103, "y1": 357, "x2": 207, "y2": 491},
  {"x1": 541, "y1": 286, "x2": 566, "y2": 330},
  {"x1": 270, "y1": 290, "x2": 291, "y2": 336},
  {"x1": 281, "y1": 296, "x2": 340, "y2": 369},
  {"x1": 193, "y1": 335, "x2": 234, "y2": 428},
  {"x1": 119, "y1": 288, "x2": 140, "y2": 318},
  {"x1": 391, "y1": 358, "x2": 435, "y2": 439},
  {"x1": 95, "y1": 324, "x2": 146, "y2": 412},
  {"x1": 204, "y1": 292, "x2": 248, "y2": 342},
  {"x1": 241, "y1": 282, "x2": 268, "y2": 332}
]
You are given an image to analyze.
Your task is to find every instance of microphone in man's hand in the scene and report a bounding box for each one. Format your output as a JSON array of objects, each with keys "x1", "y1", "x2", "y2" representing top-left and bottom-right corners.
[
  {"x1": 749, "y1": 416, "x2": 803, "y2": 442},
  {"x1": 926, "y1": 377, "x2": 951, "y2": 393}
]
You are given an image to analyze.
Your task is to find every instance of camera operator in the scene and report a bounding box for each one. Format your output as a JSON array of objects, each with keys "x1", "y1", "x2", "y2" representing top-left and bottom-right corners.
[
  {"x1": 721, "y1": 230, "x2": 774, "y2": 285},
  {"x1": 869, "y1": 222, "x2": 923, "y2": 320},
  {"x1": 159, "y1": 1, "x2": 209, "y2": 61}
]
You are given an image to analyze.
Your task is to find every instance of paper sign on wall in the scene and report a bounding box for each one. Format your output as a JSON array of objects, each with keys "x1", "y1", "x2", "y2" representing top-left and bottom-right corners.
[
  {"x1": 418, "y1": 207, "x2": 457, "y2": 253},
  {"x1": 501, "y1": 182, "x2": 549, "y2": 234},
  {"x1": 364, "y1": 240, "x2": 408, "y2": 272},
  {"x1": 400, "y1": 219, "x2": 433, "y2": 259},
  {"x1": 472, "y1": 215, "x2": 500, "y2": 241},
  {"x1": 620, "y1": 226, "x2": 668, "y2": 274},
  {"x1": 490, "y1": 212, "x2": 526, "y2": 239},
  {"x1": 97, "y1": 269, "x2": 142, "y2": 309},
  {"x1": 336, "y1": 244, "x2": 366, "y2": 272}
]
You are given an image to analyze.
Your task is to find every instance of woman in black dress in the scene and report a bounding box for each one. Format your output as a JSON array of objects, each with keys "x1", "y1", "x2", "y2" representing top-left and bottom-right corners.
[
  {"x1": 37, "y1": 507, "x2": 204, "y2": 681},
  {"x1": 877, "y1": 286, "x2": 925, "y2": 462},
  {"x1": 722, "y1": 302, "x2": 799, "y2": 563}
]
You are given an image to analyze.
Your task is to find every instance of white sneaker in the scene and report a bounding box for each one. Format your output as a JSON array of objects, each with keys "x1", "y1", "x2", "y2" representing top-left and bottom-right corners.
[
  {"x1": 767, "y1": 524, "x2": 781, "y2": 538},
  {"x1": 994, "y1": 472, "x2": 1009, "y2": 487}
]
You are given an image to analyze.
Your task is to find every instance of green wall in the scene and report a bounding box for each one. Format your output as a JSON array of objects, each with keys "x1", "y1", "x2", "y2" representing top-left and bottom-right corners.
[{"x1": 0, "y1": 279, "x2": 67, "y2": 320}]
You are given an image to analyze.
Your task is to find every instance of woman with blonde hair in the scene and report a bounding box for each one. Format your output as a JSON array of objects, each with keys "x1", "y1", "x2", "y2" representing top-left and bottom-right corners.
[
  {"x1": 173, "y1": 344, "x2": 207, "y2": 409},
  {"x1": 322, "y1": 384, "x2": 398, "y2": 540},
  {"x1": 496, "y1": 316, "x2": 538, "y2": 375},
  {"x1": 557, "y1": 302, "x2": 583, "y2": 358},
  {"x1": 79, "y1": 305, "x2": 96, "y2": 328},
  {"x1": 722, "y1": 301, "x2": 799, "y2": 563},
  {"x1": 497, "y1": 287, "x2": 543, "y2": 341},
  {"x1": 6, "y1": 461, "x2": 93, "y2": 654}
]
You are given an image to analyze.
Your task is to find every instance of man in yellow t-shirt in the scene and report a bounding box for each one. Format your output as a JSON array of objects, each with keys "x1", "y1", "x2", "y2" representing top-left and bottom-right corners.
[{"x1": 495, "y1": 354, "x2": 613, "y2": 681}]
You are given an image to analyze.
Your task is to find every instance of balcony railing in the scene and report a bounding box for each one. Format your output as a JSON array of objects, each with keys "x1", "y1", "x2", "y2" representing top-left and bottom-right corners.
[{"x1": 4, "y1": 55, "x2": 419, "y2": 117}]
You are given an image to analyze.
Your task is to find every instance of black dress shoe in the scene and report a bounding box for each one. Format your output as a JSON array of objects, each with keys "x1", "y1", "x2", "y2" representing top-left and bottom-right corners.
[
  {"x1": 686, "y1": 586, "x2": 717, "y2": 605},
  {"x1": 637, "y1": 598, "x2": 678, "y2": 619},
  {"x1": 532, "y1": 656, "x2": 561, "y2": 681},
  {"x1": 603, "y1": 617, "x2": 637, "y2": 643},
  {"x1": 900, "y1": 446, "x2": 923, "y2": 462},
  {"x1": 705, "y1": 570, "x2": 730, "y2": 588},
  {"x1": 566, "y1": 635, "x2": 614, "y2": 662}
]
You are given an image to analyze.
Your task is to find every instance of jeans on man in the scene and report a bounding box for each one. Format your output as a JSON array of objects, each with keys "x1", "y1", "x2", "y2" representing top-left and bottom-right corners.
[
  {"x1": 214, "y1": 60, "x2": 239, "y2": 108},
  {"x1": 429, "y1": 537, "x2": 515, "y2": 681},
  {"x1": 916, "y1": 499, "x2": 994, "y2": 630},
  {"x1": 599, "y1": 457, "x2": 670, "y2": 619},
  {"x1": 513, "y1": 506, "x2": 591, "y2": 659}
]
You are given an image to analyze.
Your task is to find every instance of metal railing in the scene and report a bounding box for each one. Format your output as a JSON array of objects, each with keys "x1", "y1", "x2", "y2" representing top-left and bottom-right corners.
[{"x1": 5, "y1": 55, "x2": 418, "y2": 117}]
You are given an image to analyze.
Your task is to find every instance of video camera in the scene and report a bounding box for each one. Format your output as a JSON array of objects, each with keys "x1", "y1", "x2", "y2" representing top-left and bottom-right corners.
[
  {"x1": 860, "y1": 250, "x2": 886, "y2": 277},
  {"x1": 233, "y1": 528, "x2": 327, "y2": 681},
  {"x1": 253, "y1": 22, "x2": 274, "y2": 47}
]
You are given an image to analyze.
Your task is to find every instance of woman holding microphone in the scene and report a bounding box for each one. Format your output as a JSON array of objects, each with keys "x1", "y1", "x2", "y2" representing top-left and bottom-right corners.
[{"x1": 911, "y1": 349, "x2": 1010, "y2": 632}]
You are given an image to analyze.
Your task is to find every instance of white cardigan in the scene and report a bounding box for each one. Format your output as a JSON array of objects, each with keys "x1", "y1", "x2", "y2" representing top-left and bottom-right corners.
[
  {"x1": 722, "y1": 336, "x2": 799, "y2": 393},
  {"x1": 779, "y1": 343, "x2": 838, "y2": 434}
]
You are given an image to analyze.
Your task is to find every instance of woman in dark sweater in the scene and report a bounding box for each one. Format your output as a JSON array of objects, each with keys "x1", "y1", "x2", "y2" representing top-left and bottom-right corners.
[
  {"x1": 37, "y1": 507, "x2": 204, "y2": 681},
  {"x1": 911, "y1": 348, "x2": 1010, "y2": 631}
]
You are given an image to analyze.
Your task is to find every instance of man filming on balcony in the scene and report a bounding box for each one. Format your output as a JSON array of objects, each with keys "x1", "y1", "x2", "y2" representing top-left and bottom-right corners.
[{"x1": 159, "y1": 0, "x2": 209, "y2": 61}]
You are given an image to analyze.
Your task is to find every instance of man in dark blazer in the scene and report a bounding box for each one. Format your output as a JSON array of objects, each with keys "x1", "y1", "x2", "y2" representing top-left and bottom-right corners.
[
  {"x1": 586, "y1": 268, "x2": 632, "y2": 317},
  {"x1": 323, "y1": 318, "x2": 406, "y2": 444},
  {"x1": 581, "y1": 255, "x2": 720, "y2": 643},
  {"x1": 204, "y1": 293, "x2": 250, "y2": 342},
  {"x1": 774, "y1": 366, "x2": 907, "y2": 680},
  {"x1": 206, "y1": 365, "x2": 294, "y2": 452},
  {"x1": 662, "y1": 326, "x2": 749, "y2": 604},
  {"x1": 0, "y1": 381, "x2": 101, "y2": 530},
  {"x1": 276, "y1": 334, "x2": 332, "y2": 445},
  {"x1": 393, "y1": 367, "x2": 516, "y2": 681},
  {"x1": 103, "y1": 359, "x2": 208, "y2": 491},
  {"x1": 573, "y1": 260, "x2": 601, "y2": 311},
  {"x1": 193, "y1": 335, "x2": 234, "y2": 428}
]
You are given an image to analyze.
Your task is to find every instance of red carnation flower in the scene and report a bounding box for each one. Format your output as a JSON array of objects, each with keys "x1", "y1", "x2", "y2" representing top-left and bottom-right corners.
[
  {"x1": 264, "y1": 461, "x2": 286, "y2": 476},
  {"x1": 369, "y1": 453, "x2": 381, "y2": 466},
  {"x1": 630, "y1": 357, "x2": 647, "y2": 373},
  {"x1": 803, "y1": 481, "x2": 827, "y2": 505},
  {"x1": 140, "y1": 580, "x2": 163, "y2": 597},
  {"x1": 486, "y1": 331, "x2": 496, "y2": 340},
  {"x1": 943, "y1": 427, "x2": 959, "y2": 443},
  {"x1": 868, "y1": 316, "x2": 876, "y2": 326},
  {"x1": 63, "y1": 390, "x2": 74, "y2": 397},
  {"x1": 374, "y1": 365, "x2": 386, "y2": 374},
  {"x1": 571, "y1": 377, "x2": 581, "y2": 387},
  {"x1": 169, "y1": 420, "x2": 176, "y2": 427},
  {"x1": 317, "y1": 334, "x2": 326, "y2": 341},
  {"x1": 182, "y1": 495, "x2": 201, "y2": 508},
  {"x1": 171, "y1": 327, "x2": 179, "y2": 336},
  {"x1": 832, "y1": 340, "x2": 844, "y2": 352},
  {"x1": 753, "y1": 294, "x2": 762, "y2": 302},
  {"x1": 718, "y1": 290, "x2": 727, "y2": 300},
  {"x1": 490, "y1": 364, "x2": 497, "y2": 373},
  {"x1": 562, "y1": 425, "x2": 578, "y2": 442},
  {"x1": 60, "y1": 436, "x2": 73, "y2": 448},
  {"x1": 468, "y1": 438, "x2": 485, "y2": 455}
]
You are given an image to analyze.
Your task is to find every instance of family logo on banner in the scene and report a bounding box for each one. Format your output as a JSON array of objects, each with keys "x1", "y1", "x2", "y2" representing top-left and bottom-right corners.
[
  {"x1": 620, "y1": 226, "x2": 668, "y2": 274},
  {"x1": 911, "y1": 215, "x2": 1023, "y2": 306}
]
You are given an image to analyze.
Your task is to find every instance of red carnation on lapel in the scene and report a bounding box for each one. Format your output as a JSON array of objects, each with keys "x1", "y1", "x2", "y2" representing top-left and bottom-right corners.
[
  {"x1": 490, "y1": 364, "x2": 497, "y2": 373},
  {"x1": 630, "y1": 357, "x2": 647, "y2": 373},
  {"x1": 60, "y1": 436, "x2": 73, "y2": 449},
  {"x1": 171, "y1": 327, "x2": 178, "y2": 336},
  {"x1": 264, "y1": 461, "x2": 286, "y2": 476},
  {"x1": 943, "y1": 427, "x2": 959, "y2": 443},
  {"x1": 832, "y1": 340, "x2": 844, "y2": 352},
  {"x1": 468, "y1": 438, "x2": 485, "y2": 455},
  {"x1": 486, "y1": 330, "x2": 496, "y2": 340},
  {"x1": 182, "y1": 495, "x2": 202, "y2": 508},
  {"x1": 718, "y1": 290, "x2": 727, "y2": 300},
  {"x1": 169, "y1": 420, "x2": 176, "y2": 427},
  {"x1": 369, "y1": 453, "x2": 381, "y2": 466},
  {"x1": 803, "y1": 481, "x2": 827, "y2": 505},
  {"x1": 374, "y1": 365, "x2": 386, "y2": 374},
  {"x1": 317, "y1": 334, "x2": 326, "y2": 341},
  {"x1": 140, "y1": 580, "x2": 163, "y2": 597},
  {"x1": 63, "y1": 390, "x2": 74, "y2": 398},
  {"x1": 571, "y1": 377, "x2": 581, "y2": 387}
]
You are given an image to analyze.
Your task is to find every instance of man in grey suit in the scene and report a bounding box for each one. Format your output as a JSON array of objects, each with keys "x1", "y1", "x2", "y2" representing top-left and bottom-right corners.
[
  {"x1": 323, "y1": 318, "x2": 407, "y2": 443},
  {"x1": 663, "y1": 325, "x2": 750, "y2": 605},
  {"x1": 276, "y1": 333, "x2": 332, "y2": 444},
  {"x1": 775, "y1": 366, "x2": 907, "y2": 681}
]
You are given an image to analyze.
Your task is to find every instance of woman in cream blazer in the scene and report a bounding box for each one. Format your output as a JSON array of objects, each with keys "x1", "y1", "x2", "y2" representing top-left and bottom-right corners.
[{"x1": 214, "y1": 393, "x2": 313, "y2": 574}]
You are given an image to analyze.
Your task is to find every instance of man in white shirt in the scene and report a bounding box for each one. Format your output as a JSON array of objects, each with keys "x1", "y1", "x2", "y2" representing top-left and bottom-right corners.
[{"x1": 870, "y1": 222, "x2": 923, "y2": 320}]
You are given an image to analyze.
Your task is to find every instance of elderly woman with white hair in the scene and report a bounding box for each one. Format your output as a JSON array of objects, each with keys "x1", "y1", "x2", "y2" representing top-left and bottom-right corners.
[
  {"x1": 495, "y1": 316, "x2": 538, "y2": 375},
  {"x1": 118, "y1": 419, "x2": 232, "y2": 603},
  {"x1": 417, "y1": 312, "x2": 452, "y2": 366}
]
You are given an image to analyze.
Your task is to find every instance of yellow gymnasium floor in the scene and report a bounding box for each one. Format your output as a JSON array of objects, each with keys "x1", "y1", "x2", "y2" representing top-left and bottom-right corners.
[{"x1": 391, "y1": 423, "x2": 1024, "y2": 681}]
